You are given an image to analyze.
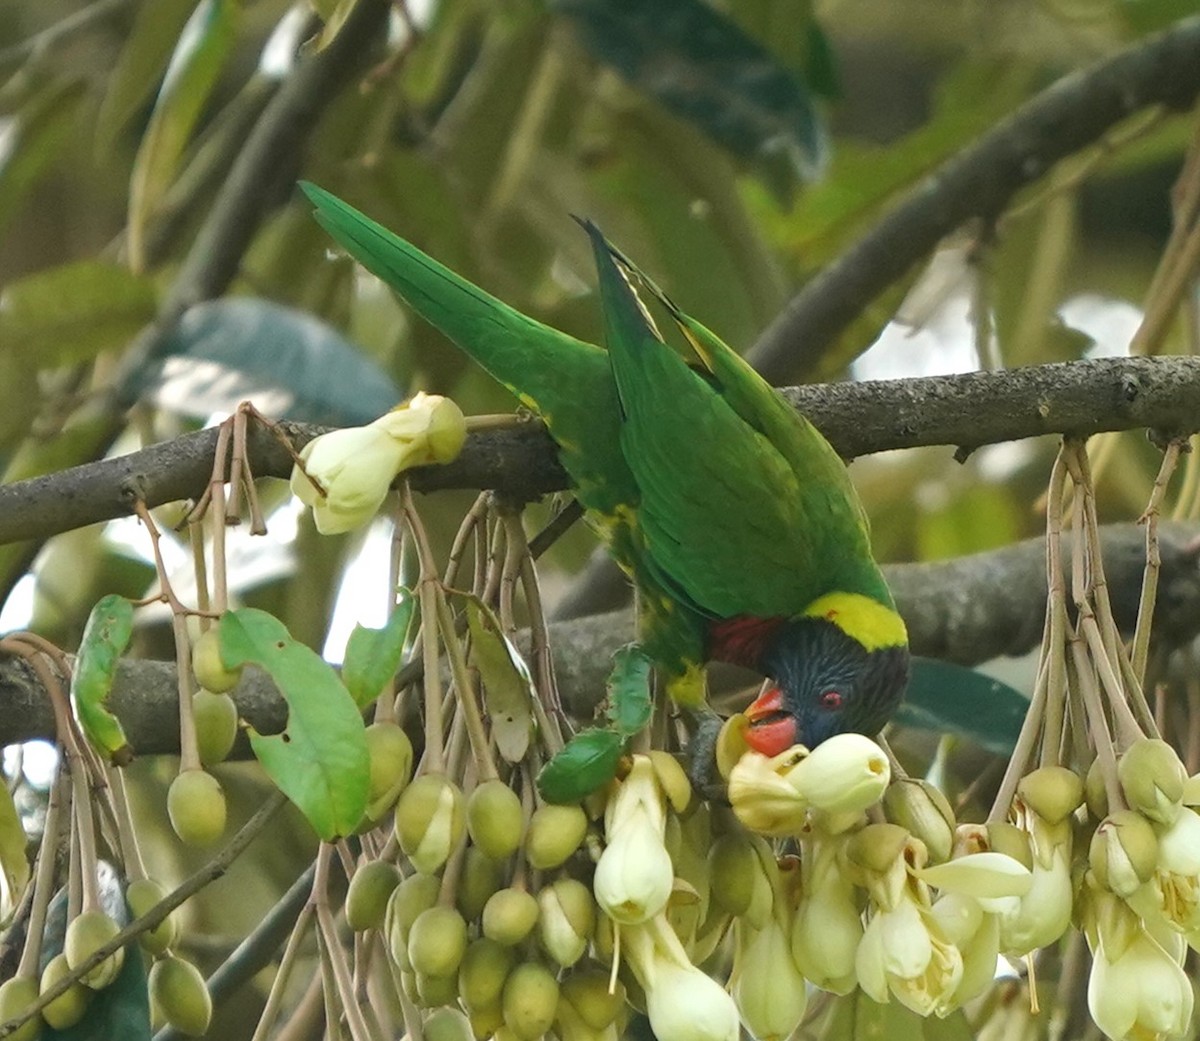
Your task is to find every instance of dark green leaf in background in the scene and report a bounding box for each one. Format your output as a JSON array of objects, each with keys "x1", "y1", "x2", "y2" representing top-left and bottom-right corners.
[
  {"x1": 604, "y1": 644, "x2": 652, "y2": 737},
  {"x1": 898, "y1": 657, "x2": 1027, "y2": 754},
  {"x1": 140, "y1": 298, "x2": 401, "y2": 424},
  {"x1": 556, "y1": 0, "x2": 827, "y2": 182}
]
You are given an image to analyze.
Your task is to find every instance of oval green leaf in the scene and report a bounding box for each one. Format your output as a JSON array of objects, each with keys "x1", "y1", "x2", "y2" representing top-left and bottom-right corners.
[
  {"x1": 219, "y1": 609, "x2": 369, "y2": 840},
  {"x1": 536, "y1": 728, "x2": 625, "y2": 804},
  {"x1": 71, "y1": 594, "x2": 135, "y2": 765},
  {"x1": 341, "y1": 590, "x2": 414, "y2": 709}
]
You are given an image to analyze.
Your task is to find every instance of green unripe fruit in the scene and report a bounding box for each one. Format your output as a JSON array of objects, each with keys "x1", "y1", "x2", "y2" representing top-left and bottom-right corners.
[
  {"x1": 126, "y1": 877, "x2": 178, "y2": 955},
  {"x1": 525, "y1": 805, "x2": 587, "y2": 870},
  {"x1": 64, "y1": 910, "x2": 124, "y2": 989},
  {"x1": 707, "y1": 833, "x2": 758, "y2": 916},
  {"x1": 502, "y1": 962, "x2": 560, "y2": 1041},
  {"x1": 425, "y1": 1006, "x2": 475, "y2": 1041},
  {"x1": 395, "y1": 775, "x2": 466, "y2": 874},
  {"x1": 346, "y1": 860, "x2": 402, "y2": 932},
  {"x1": 40, "y1": 953, "x2": 90, "y2": 1029},
  {"x1": 467, "y1": 780, "x2": 524, "y2": 861},
  {"x1": 457, "y1": 846, "x2": 503, "y2": 922},
  {"x1": 482, "y1": 888, "x2": 540, "y2": 946},
  {"x1": 408, "y1": 906, "x2": 469, "y2": 978},
  {"x1": 1017, "y1": 766, "x2": 1083, "y2": 824},
  {"x1": 459, "y1": 938, "x2": 515, "y2": 1012},
  {"x1": 149, "y1": 954, "x2": 212, "y2": 1037},
  {"x1": 415, "y1": 972, "x2": 459, "y2": 1009},
  {"x1": 193, "y1": 689, "x2": 238, "y2": 767},
  {"x1": 0, "y1": 975, "x2": 43, "y2": 1041},
  {"x1": 561, "y1": 969, "x2": 625, "y2": 1032},
  {"x1": 469, "y1": 1004, "x2": 506, "y2": 1040},
  {"x1": 365, "y1": 722, "x2": 414, "y2": 821},
  {"x1": 168, "y1": 769, "x2": 226, "y2": 848},
  {"x1": 883, "y1": 778, "x2": 956, "y2": 864},
  {"x1": 192, "y1": 626, "x2": 241, "y2": 693}
]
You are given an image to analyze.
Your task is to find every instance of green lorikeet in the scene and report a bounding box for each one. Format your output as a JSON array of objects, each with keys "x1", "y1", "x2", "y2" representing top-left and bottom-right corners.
[{"x1": 301, "y1": 183, "x2": 909, "y2": 755}]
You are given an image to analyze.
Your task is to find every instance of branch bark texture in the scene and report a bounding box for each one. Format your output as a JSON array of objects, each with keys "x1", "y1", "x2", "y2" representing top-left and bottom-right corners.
[
  {"x1": 0, "y1": 356, "x2": 1195, "y2": 547},
  {"x1": 3, "y1": 524, "x2": 1198, "y2": 751}
]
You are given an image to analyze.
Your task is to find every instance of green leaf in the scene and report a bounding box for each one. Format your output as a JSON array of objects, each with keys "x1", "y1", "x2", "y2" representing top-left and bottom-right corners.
[
  {"x1": 898, "y1": 657, "x2": 1026, "y2": 755},
  {"x1": 70, "y1": 595, "x2": 135, "y2": 765},
  {"x1": 604, "y1": 645, "x2": 652, "y2": 737},
  {"x1": 0, "y1": 262, "x2": 157, "y2": 369},
  {"x1": 94, "y1": 0, "x2": 198, "y2": 155},
  {"x1": 0, "y1": 79, "x2": 86, "y2": 237},
  {"x1": 140, "y1": 297, "x2": 401, "y2": 425},
  {"x1": 0, "y1": 783, "x2": 29, "y2": 928},
  {"x1": 341, "y1": 591, "x2": 415, "y2": 709},
  {"x1": 219, "y1": 609, "x2": 369, "y2": 840},
  {"x1": 536, "y1": 728, "x2": 625, "y2": 804},
  {"x1": 558, "y1": 0, "x2": 826, "y2": 180},
  {"x1": 466, "y1": 598, "x2": 535, "y2": 765},
  {"x1": 127, "y1": 0, "x2": 238, "y2": 269}
]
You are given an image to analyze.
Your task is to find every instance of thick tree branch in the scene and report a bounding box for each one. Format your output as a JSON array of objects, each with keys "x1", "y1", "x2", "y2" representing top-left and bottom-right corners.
[
  {"x1": 746, "y1": 13, "x2": 1200, "y2": 383},
  {"x1": 3, "y1": 524, "x2": 1198, "y2": 751},
  {"x1": 0, "y1": 356, "x2": 1196, "y2": 547}
]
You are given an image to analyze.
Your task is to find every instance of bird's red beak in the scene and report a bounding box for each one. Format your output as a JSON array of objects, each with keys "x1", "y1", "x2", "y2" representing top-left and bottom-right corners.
[{"x1": 743, "y1": 685, "x2": 798, "y2": 756}]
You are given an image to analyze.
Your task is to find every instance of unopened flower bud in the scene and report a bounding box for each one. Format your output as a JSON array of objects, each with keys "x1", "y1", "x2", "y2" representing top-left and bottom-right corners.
[
  {"x1": 538, "y1": 878, "x2": 595, "y2": 968},
  {"x1": 1090, "y1": 810, "x2": 1159, "y2": 897},
  {"x1": 291, "y1": 394, "x2": 467, "y2": 534},
  {"x1": 407, "y1": 906, "x2": 469, "y2": 978},
  {"x1": 458, "y1": 937, "x2": 515, "y2": 1012},
  {"x1": 526, "y1": 804, "x2": 588, "y2": 870},
  {"x1": 727, "y1": 749, "x2": 810, "y2": 836},
  {"x1": 733, "y1": 919, "x2": 807, "y2": 1041},
  {"x1": 707, "y1": 832, "x2": 760, "y2": 918},
  {"x1": 502, "y1": 962, "x2": 560, "y2": 1041},
  {"x1": 648, "y1": 751, "x2": 693, "y2": 813},
  {"x1": 1118, "y1": 738, "x2": 1186, "y2": 826},
  {"x1": 456, "y1": 845, "x2": 503, "y2": 922},
  {"x1": 788, "y1": 734, "x2": 890, "y2": 815},
  {"x1": 885, "y1": 779, "x2": 956, "y2": 864},
  {"x1": 467, "y1": 779, "x2": 524, "y2": 862},
  {"x1": 395, "y1": 775, "x2": 466, "y2": 874},
  {"x1": 423, "y1": 1006, "x2": 474, "y2": 1041},
  {"x1": 1085, "y1": 757, "x2": 1109, "y2": 820},
  {"x1": 482, "y1": 888, "x2": 540, "y2": 947},
  {"x1": 364, "y1": 721, "x2": 413, "y2": 821},
  {"x1": 1017, "y1": 766, "x2": 1084, "y2": 824}
]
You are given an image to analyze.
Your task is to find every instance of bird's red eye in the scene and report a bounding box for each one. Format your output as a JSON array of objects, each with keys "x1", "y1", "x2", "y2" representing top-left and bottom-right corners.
[{"x1": 819, "y1": 690, "x2": 843, "y2": 710}]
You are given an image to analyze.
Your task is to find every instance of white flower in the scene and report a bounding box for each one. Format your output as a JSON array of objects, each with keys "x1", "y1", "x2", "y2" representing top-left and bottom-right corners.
[
  {"x1": 291, "y1": 393, "x2": 466, "y2": 533},
  {"x1": 594, "y1": 756, "x2": 674, "y2": 924},
  {"x1": 1088, "y1": 931, "x2": 1193, "y2": 1041},
  {"x1": 930, "y1": 891, "x2": 1001, "y2": 1006},
  {"x1": 856, "y1": 896, "x2": 963, "y2": 1017},
  {"x1": 622, "y1": 914, "x2": 741, "y2": 1041},
  {"x1": 792, "y1": 833, "x2": 862, "y2": 994},
  {"x1": 727, "y1": 749, "x2": 810, "y2": 837},
  {"x1": 1151, "y1": 807, "x2": 1200, "y2": 934}
]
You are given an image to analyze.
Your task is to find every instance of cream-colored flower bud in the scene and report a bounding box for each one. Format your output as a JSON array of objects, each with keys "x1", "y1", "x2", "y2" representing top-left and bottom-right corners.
[
  {"x1": 1088, "y1": 930, "x2": 1193, "y2": 1041},
  {"x1": 788, "y1": 734, "x2": 890, "y2": 816},
  {"x1": 1090, "y1": 810, "x2": 1159, "y2": 897},
  {"x1": 733, "y1": 918, "x2": 808, "y2": 1041},
  {"x1": 727, "y1": 748, "x2": 810, "y2": 837},
  {"x1": 1119, "y1": 738, "x2": 1186, "y2": 826},
  {"x1": 918, "y1": 852, "x2": 1032, "y2": 899},
  {"x1": 885, "y1": 779, "x2": 956, "y2": 864},
  {"x1": 594, "y1": 757, "x2": 673, "y2": 924},
  {"x1": 1016, "y1": 766, "x2": 1084, "y2": 825},
  {"x1": 792, "y1": 834, "x2": 862, "y2": 994},
  {"x1": 395, "y1": 774, "x2": 466, "y2": 875},
  {"x1": 538, "y1": 878, "x2": 595, "y2": 968},
  {"x1": 291, "y1": 394, "x2": 467, "y2": 534}
]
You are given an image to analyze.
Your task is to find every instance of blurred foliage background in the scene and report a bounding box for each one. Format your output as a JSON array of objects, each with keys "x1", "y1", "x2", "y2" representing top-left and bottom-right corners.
[{"x1": 2, "y1": 0, "x2": 1200, "y2": 1035}]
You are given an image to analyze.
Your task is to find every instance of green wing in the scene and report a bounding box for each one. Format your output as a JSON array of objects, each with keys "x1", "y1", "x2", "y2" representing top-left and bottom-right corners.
[
  {"x1": 300, "y1": 183, "x2": 635, "y2": 518},
  {"x1": 583, "y1": 222, "x2": 890, "y2": 619}
]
